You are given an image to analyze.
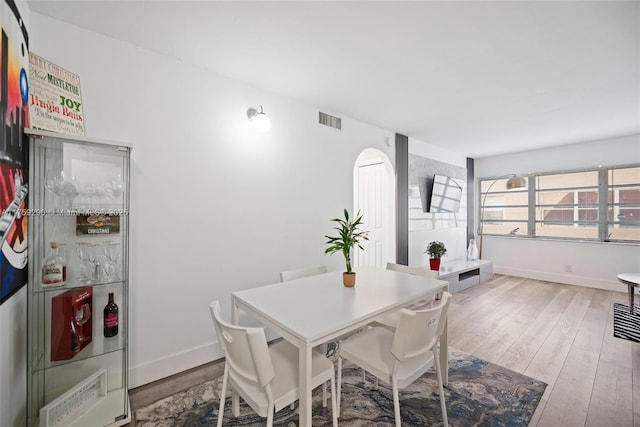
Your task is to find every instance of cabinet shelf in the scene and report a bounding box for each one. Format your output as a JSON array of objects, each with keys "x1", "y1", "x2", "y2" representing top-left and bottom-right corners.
[
  {"x1": 30, "y1": 335, "x2": 125, "y2": 373},
  {"x1": 35, "y1": 280, "x2": 125, "y2": 294}
]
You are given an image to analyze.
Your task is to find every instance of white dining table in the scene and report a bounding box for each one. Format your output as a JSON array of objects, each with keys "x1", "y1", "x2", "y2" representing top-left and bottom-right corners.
[{"x1": 231, "y1": 266, "x2": 450, "y2": 427}]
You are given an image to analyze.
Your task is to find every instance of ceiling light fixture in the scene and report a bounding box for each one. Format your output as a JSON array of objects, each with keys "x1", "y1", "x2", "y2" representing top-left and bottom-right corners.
[{"x1": 247, "y1": 105, "x2": 271, "y2": 133}]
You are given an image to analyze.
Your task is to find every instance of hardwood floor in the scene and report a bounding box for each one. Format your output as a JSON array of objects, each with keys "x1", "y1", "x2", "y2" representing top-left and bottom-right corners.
[
  {"x1": 128, "y1": 275, "x2": 639, "y2": 426},
  {"x1": 449, "y1": 275, "x2": 639, "y2": 427}
]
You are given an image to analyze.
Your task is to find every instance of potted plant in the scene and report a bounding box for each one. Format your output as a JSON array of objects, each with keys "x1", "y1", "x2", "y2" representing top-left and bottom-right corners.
[
  {"x1": 425, "y1": 241, "x2": 447, "y2": 271},
  {"x1": 325, "y1": 209, "x2": 369, "y2": 287}
]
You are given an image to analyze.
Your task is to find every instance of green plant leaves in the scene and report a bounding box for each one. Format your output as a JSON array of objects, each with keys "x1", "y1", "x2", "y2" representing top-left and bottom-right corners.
[
  {"x1": 324, "y1": 209, "x2": 369, "y2": 273},
  {"x1": 425, "y1": 240, "x2": 447, "y2": 259}
]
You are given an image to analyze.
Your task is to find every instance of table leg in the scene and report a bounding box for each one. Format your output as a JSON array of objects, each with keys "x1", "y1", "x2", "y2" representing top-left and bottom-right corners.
[
  {"x1": 440, "y1": 285, "x2": 450, "y2": 386},
  {"x1": 231, "y1": 298, "x2": 240, "y2": 414},
  {"x1": 321, "y1": 343, "x2": 328, "y2": 407},
  {"x1": 629, "y1": 285, "x2": 635, "y2": 312},
  {"x1": 299, "y1": 343, "x2": 313, "y2": 426}
]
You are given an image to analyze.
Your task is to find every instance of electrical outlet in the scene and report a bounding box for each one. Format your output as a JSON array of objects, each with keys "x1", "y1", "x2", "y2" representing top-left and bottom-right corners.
[{"x1": 565, "y1": 264, "x2": 573, "y2": 273}]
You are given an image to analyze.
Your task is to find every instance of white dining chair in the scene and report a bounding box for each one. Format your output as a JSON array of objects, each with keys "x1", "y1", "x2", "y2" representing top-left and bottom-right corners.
[
  {"x1": 209, "y1": 300, "x2": 338, "y2": 427},
  {"x1": 370, "y1": 262, "x2": 439, "y2": 331},
  {"x1": 337, "y1": 292, "x2": 452, "y2": 427},
  {"x1": 279, "y1": 265, "x2": 328, "y2": 282}
]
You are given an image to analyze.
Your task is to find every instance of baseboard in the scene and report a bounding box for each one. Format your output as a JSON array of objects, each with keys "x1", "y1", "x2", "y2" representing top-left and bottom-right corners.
[
  {"x1": 128, "y1": 342, "x2": 224, "y2": 389},
  {"x1": 494, "y1": 266, "x2": 622, "y2": 293}
]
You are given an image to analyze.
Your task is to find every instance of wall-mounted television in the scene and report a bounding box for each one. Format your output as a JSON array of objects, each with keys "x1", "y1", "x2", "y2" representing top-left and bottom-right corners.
[{"x1": 428, "y1": 174, "x2": 464, "y2": 213}]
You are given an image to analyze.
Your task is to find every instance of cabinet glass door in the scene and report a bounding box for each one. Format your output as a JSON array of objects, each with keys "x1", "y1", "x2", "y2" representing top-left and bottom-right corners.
[{"x1": 26, "y1": 129, "x2": 131, "y2": 427}]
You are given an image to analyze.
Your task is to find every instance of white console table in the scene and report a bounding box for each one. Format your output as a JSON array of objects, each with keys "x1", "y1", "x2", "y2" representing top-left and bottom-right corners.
[{"x1": 437, "y1": 259, "x2": 493, "y2": 293}]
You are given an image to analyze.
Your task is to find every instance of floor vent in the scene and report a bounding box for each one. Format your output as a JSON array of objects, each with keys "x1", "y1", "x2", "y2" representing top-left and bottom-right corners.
[{"x1": 318, "y1": 112, "x2": 342, "y2": 130}]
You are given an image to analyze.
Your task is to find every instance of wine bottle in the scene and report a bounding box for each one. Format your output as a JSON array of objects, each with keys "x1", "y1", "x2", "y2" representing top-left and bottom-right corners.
[
  {"x1": 103, "y1": 292, "x2": 119, "y2": 337},
  {"x1": 42, "y1": 242, "x2": 66, "y2": 287}
]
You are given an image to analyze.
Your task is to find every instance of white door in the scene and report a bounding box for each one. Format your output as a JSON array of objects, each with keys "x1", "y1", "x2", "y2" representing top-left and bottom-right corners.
[{"x1": 355, "y1": 161, "x2": 388, "y2": 268}]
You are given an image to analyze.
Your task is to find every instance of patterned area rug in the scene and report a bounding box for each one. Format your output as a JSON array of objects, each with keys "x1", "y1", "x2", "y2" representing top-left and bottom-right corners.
[
  {"x1": 613, "y1": 303, "x2": 640, "y2": 343},
  {"x1": 136, "y1": 349, "x2": 546, "y2": 426}
]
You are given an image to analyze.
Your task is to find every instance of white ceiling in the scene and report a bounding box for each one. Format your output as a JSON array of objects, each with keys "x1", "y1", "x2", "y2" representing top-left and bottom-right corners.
[{"x1": 27, "y1": 1, "x2": 640, "y2": 158}]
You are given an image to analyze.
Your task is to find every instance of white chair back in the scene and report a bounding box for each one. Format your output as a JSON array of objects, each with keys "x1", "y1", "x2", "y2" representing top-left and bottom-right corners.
[
  {"x1": 435, "y1": 292, "x2": 451, "y2": 338},
  {"x1": 391, "y1": 292, "x2": 451, "y2": 361},
  {"x1": 386, "y1": 262, "x2": 438, "y2": 278},
  {"x1": 280, "y1": 265, "x2": 328, "y2": 282},
  {"x1": 209, "y1": 301, "x2": 275, "y2": 389}
]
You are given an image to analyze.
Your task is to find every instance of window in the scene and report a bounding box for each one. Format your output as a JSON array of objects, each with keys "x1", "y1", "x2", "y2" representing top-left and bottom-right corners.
[
  {"x1": 536, "y1": 171, "x2": 599, "y2": 239},
  {"x1": 479, "y1": 177, "x2": 528, "y2": 236},
  {"x1": 607, "y1": 166, "x2": 640, "y2": 241},
  {"x1": 479, "y1": 165, "x2": 640, "y2": 243}
]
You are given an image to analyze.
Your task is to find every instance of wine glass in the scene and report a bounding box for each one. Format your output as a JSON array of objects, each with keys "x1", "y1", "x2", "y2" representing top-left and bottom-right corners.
[
  {"x1": 103, "y1": 242, "x2": 119, "y2": 262},
  {"x1": 87, "y1": 244, "x2": 100, "y2": 282},
  {"x1": 74, "y1": 303, "x2": 92, "y2": 342},
  {"x1": 45, "y1": 172, "x2": 60, "y2": 194},
  {"x1": 103, "y1": 260, "x2": 117, "y2": 279},
  {"x1": 103, "y1": 242, "x2": 120, "y2": 280},
  {"x1": 46, "y1": 171, "x2": 78, "y2": 208},
  {"x1": 45, "y1": 171, "x2": 63, "y2": 206},
  {"x1": 78, "y1": 182, "x2": 101, "y2": 209},
  {"x1": 106, "y1": 174, "x2": 124, "y2": 199},
  {"x1": 73, "y1": 177, "x2": 89, "y2": 209},
  {"x1": 75, "y1": 242, "x2": 94, "y2": 283},
  {"x1": 89, "y1": 183, "x2": 106, "y2": 208}
]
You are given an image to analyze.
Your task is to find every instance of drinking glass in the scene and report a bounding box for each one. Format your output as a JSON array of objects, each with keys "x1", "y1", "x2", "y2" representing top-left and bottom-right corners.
[
  {"x1": 74, "y1": 177, "x2": 89, "y2": 209},
  {"x1": 75, "y1": 242, "x2": 90, "y2": 282},
  {"x1": 106, "y1": 175, "x2": 124, "y2": 199},
  {"x1": 58, "y1": 172, "x2": 78, "y2": 206},
  {"x1": 87, "y1": 244, "x2": 100, "y2": 282},
  {"x1": 103, "y1": 242, "x2": 120, "y2": 280},
  {"x1": 74, "y1": 303, "x2": 92, "y2": 342},
  {"x1": 91, "y1": 183, "x2": 106, "y2": 206},
  {"x1": 44, "y1": 172, "x2": 60, "y2": 195}
]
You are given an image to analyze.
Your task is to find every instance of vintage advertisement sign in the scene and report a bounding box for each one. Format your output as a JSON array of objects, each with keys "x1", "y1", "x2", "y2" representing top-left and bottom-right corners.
[
  {"x1": 28, "y1": 52, "x2": 85, "y2": 135},
  {"x1": 76, "y1": 214, "x2": 120, "y2": 235},
  {"x1": 0, "y1": 0, "x2": 29, "y2": 305}
]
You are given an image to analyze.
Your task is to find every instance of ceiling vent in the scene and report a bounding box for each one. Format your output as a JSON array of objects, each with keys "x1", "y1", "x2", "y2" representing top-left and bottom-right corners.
[{"x1": 318, "y1": 111, "x2": 342, "y2": 130}]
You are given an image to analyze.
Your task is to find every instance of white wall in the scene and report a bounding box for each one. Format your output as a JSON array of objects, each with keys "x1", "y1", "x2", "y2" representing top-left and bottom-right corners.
[
  {"x1": 22, "y1": 12, "x2": 401, "y2": 393},
  {"x1": 475, "y1": 134, "x2": 640, "y2": 291},
  {"x1": 407, "y1": 138, "x2": 468, "y2": 267}
]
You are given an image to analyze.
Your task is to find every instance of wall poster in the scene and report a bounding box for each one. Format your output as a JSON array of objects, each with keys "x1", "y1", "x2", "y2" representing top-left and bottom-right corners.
[
  {"x1": 0, "y1": 0, "x2": 29, "y2": 305},
  {"x1": 28, "y1": 52, "x2": 84, "y2": 135}
]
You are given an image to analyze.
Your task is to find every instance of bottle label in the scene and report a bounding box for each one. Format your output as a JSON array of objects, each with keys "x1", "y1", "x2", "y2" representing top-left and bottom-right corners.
[
  {"x1": 104, "y1": 313, "x2": 118, "y2": 328},
  {"x1": 42, "y1": 263, "x2": 64, "y2": 284}
]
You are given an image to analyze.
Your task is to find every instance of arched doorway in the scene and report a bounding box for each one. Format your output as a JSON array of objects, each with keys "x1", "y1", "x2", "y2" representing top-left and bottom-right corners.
[{"x1": 353, "y1": 148, "x2": 395, "y2": 268}]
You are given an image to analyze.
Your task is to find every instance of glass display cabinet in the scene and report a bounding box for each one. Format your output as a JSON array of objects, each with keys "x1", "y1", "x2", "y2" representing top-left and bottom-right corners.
[{"x1": 26, "y1": 129, "x2": 131, "y2": 427}]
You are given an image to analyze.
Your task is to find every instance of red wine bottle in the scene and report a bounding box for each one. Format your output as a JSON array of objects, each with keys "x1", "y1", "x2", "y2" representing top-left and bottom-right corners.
[{"x1": 103, "y1": 292, "x2": 119, "y2": 337}]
